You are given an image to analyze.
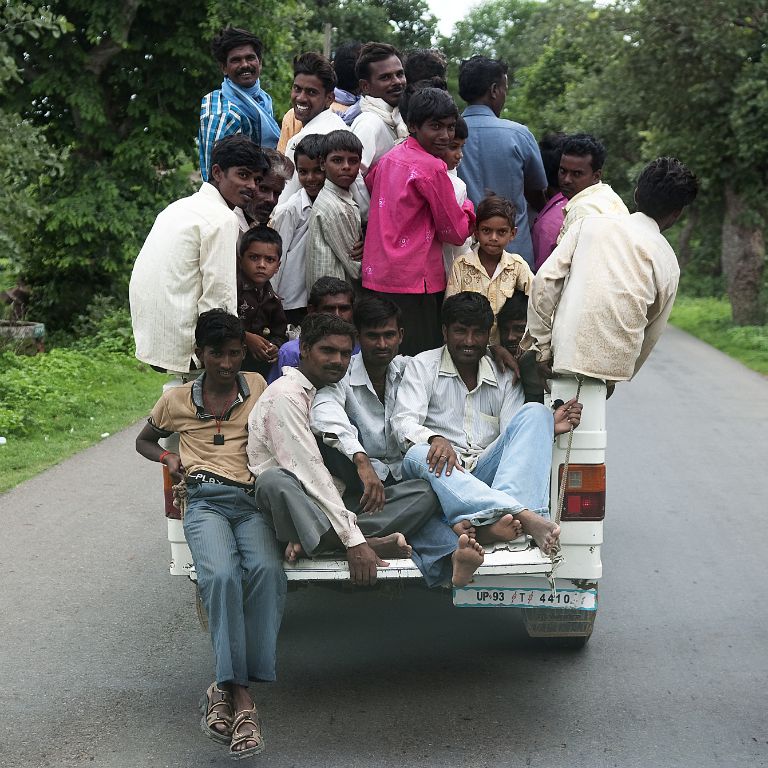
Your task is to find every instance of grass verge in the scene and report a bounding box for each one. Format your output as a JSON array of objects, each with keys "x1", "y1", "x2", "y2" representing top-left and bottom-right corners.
[
  {"x1": 0, "y1": 349, "x2": 164, "y2": 494},
  {"x1": 670, "y1": 296, "x2": 768, "y2": 375}
]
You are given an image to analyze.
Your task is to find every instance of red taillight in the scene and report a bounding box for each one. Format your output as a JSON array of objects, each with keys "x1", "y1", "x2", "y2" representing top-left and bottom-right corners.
[
  {"x1": 163, "y1": 464, "x2": 181, "y2": 519},
  {"x1": 558, "y1": 464, "x2": 605, "y2": 521}
]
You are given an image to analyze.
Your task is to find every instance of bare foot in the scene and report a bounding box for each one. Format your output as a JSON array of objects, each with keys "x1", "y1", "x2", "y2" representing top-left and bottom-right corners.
[
  {"x1": 516, "y1": 509, "x2": 560, "y2": 555},
  {"x1": 366, "y1": 532, "x2": 412, "y2": 559},
  {"x1": 451, "y1": 534, "x2": 484, "y2": 587},
  {"x1": 474, "y1": 513, "x2": 523, "y2": 545},
  {"x1": 452, "y1": 519, "x2": 476, "y2": 538},
  {"x1": 284, "y1": 541, "x2": 304, "y2": 562}
]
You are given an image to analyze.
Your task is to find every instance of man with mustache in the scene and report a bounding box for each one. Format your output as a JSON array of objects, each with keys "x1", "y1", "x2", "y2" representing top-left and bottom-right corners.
[
  {"x1": 130, "y1": 135, "x2": 269, "y2": 374},
  {"x1": 199, "y1": 27, "x2": 280, "y2": 181},
  {"x1": 351, "y1": 42, "x2": 409, "y2": 176},
  {"x1": 248, "y1": 313, "x2": 437, "y2": 586}
]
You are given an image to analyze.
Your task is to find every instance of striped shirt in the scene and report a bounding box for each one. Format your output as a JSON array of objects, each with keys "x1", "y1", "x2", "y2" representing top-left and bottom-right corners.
[
  {"x1": 305, "y1": 180, "x2": 362, "y2": 292},
  {"x1": 391, "y1": 347, "x2": 525, "y2": 471},
  {"x1": 270, "y1": 188, "x2": 313, "y2": 311},
  {"x1": 198, "y1": 90, "x2": 260, "y2": 182}
]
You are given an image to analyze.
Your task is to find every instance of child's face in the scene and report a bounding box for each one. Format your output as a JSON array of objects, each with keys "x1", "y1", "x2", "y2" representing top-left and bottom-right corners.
[
  {"x1": 409, "y1": 116, "x2": 456, "y2": 157},
  {"x1": 322, "y1": 150, "x2": 361, "y2": 189},
  {"x1": 476, "y1": 215, "x2": 517, "y2": 259},
  {"x1": 296, "y1": 154, "x2": 325, "y2": 200},
  {"x1": 240, "y1": 241, "x2": 280, "y2": 287},
  {"x1": 499, "y1": 319, "x2": 527, "y2": 357},
  {"x1": 442, "y1": 138, "x2": 466, "y2": 171}
]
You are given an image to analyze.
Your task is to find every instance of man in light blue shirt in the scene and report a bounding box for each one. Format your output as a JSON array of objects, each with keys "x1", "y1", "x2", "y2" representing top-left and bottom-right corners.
[{"x1": 457, "y1": 56, "x2": 547, "y2": 267}]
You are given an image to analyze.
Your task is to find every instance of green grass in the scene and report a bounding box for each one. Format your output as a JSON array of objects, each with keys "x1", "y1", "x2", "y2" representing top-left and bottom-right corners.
[
  {"x1": 0, "y1": 348, "x2": 164, "y2": 493},
  {"x1": 670, "y1": 296, "x2": 768, "y2": 374}
]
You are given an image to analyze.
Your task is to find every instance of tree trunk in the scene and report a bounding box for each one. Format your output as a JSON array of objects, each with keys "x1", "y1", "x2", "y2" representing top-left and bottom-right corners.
[
  {"x1": 721, "y1": 185, "x2": 765, "y2": 325},
  {"x1": 676, "y1": 204, "x2": 698, "y2": 270}
]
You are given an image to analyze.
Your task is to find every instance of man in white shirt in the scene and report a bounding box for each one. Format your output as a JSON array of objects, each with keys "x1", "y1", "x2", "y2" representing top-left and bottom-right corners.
[
  {"x1": 129, "y1": 135, "x2": 269, "y2": 373},
  {"x1": 524, "y1": 157, "x2": 699, "y2": 384},
  {"x1": 392, "y1": 292, "x2": 582, "y2": 556},
  {"x1": 557, "y1": 133, "x2": 629, "y2": 241},
  {"x1": 249, "y1": 314, "x2": 444, "y2": 586},
  {"x1": 351, "y1": 42, "x2": 409, "y2": 175},
  {"x1": 311, "y1": 296, "x2": 485, "y2": 588}
]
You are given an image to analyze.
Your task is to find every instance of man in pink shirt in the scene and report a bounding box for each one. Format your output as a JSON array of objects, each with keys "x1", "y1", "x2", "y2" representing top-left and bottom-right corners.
[{"x1": 363, "y1": 87, "x2": 475, "y2": 355}]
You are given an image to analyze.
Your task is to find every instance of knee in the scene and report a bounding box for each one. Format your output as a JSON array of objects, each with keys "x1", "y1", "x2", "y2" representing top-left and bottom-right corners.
[
  {"x1": 204, "y1": 565, "x2": 240, "y2": 598},
  {"x1": 403, "y1": 443, "x2": 430, "y2": 464},
  {"x1": 254, "y1": 468, "x2": 295, "y2": 501},
  {"x1": 506, "y1": 402, "x2": 553, "y2": 431}
]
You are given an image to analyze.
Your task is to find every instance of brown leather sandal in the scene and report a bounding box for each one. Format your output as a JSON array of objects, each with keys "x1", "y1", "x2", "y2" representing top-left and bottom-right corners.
[
  {"x1": 199, "y1": 682, "x2": 233, "y2": 744},
  {"x1": 229, "y1": 708, "x2": 265, "y2": 760}
]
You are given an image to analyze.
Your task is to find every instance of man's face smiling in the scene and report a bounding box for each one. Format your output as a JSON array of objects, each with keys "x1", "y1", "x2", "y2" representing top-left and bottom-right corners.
[
  {"x1": 291, "y1": 74, "x2": 333, "y2": 124},
  {"x1": 498, "y1": 319, "x2": 527, "y2": 357},
  {"x1": 443, "y1": 322, "x2": 489, "y2": 368},
  {"x1": 409, "y1": 116, "x2": 456, "y2": 157},
  {"x1": 361, "y1": 56, "x2": 406, "y2": 107},
  {"x1": 359, "y1": 318, "x2": 403, "y2": 369},
  {"x1": 300, "y1": 334, "x2": 354, "y2": 387},
  {"x1": 210, "y1": 164, "x2": 262, "y2": 209},
  {"x1": 222, "y1": 44, "x2": 261, "y2": 89},
  {"x1": 195, "y1": 339, "x2": 245, "y2": 386}
]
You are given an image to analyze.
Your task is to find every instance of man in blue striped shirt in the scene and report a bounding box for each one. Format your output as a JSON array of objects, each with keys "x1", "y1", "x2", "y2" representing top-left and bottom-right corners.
[{"x1": 199, "y1": 27, "x2": 280, "y2": 181}]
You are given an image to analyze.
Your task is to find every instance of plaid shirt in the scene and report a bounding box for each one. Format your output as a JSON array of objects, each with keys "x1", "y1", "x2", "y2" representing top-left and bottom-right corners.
[{"x1": 198, "y1": 90, "x2": 260, "y2": 181}]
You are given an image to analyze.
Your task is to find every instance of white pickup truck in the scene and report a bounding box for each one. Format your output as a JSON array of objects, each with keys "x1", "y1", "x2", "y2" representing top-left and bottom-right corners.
[{"x1": 163, "y1": 375, "x2": 606, "y2": 649}]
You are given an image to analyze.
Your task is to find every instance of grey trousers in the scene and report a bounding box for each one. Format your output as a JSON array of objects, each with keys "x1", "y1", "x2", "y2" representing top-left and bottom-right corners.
[
  {"x1": 254, "y1": 465, "x2": 458, "y2": 587},
  {"x1": 183, "y1": 482, "x2": 287, "y2": 685}
]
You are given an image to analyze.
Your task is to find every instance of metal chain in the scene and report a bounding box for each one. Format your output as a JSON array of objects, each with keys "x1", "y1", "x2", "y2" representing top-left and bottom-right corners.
[{"x1": 546, "y1": 376, "x2": 584, "y2": 594}]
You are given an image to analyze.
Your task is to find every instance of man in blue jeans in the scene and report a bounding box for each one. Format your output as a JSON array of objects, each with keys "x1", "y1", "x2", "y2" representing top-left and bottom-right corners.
[
  {"x1": 391, "y1": 292, "x2": 582, "y2": 555},
  {"x1": 136, "y1": 309, "x2": 284, "y2": 759}
]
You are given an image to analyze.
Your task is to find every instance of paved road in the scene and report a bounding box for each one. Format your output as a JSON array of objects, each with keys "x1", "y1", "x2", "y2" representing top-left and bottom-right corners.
[{"x1": 2, "y1": 327, "x2": 767, "y2": 768}]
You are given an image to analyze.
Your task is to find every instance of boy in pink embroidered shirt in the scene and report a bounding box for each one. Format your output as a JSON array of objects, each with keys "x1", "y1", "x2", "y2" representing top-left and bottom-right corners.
[{"x1": 363, "y1": 87, "x2": 475, "y2": 355}]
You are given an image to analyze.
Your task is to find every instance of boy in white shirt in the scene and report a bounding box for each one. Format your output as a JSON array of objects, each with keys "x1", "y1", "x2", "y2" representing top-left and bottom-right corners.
[{"x1": 441, "y1": 115, "x2": 473, "y2": 274}]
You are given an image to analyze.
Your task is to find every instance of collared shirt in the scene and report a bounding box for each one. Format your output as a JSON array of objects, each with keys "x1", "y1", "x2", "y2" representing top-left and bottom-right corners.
[
  {"x1": 458, "y1": 105, "x2": 547, "y2": 266},
  {"x1": 270, "y1": 188, "x2": 313, "y2": 310},
  {"x1": 558, "y1": 182, "x2": 629, "y2": 242},
  {"x1": 442, "y1": 170, "x2": 473, "y2": 274},
  {"x1": 351, "y1": 106, "x2": 403, "y2": 175},
  {"x1": 237, "y1": 279, "x2": 288, "y2": 372},
  {"x1": 247, "y1": 367, "x2": 366, "y2": 548},
  {"x1": 129, "y1": 183, "x2": 239, "y2": 372},
  {"x1": 391, "y1": 347, "x2": 524, "y2": 471},
  {"x1": 532, "y1": 192, "x2": 567, "y2": 272},
  {"x1": 148, "y1": 371, "x2": 266, "y2": 485},
  {"x1": 198, "y1": 90, "x2": 260, "y2": 182},
  {"x1": 445, "y1": 245, "x2": 533, "y2": 344},
  {"x1": 277, "y1": 109, "x2": 370, "y2": 220},
  {"x1": 306, "y1": 180, "x2": 362, "y2": 291},
  {"x1": 523, "y1": 212, "x2": 679, "y2": 381},
  {"x1": 363, "y1": 136, "x2": 476, "y2": 294},
  {"x1": 311, "y1": 353, "x2": 409, "y2": 481}
]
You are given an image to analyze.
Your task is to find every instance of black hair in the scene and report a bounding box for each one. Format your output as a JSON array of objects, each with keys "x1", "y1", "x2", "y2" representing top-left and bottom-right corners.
[
  {"x1": 476, "y1": 195, "x2": 516, "y2": 228},
  {"x1": 398, "y1": 77, "x2": 447, "y2": 123},
  {"x1": 300, "y1": 312, "x2": 356, "y2": 348},
  {"x1": 211, "y1": 27, "x2": 263, "y2": 65},
  {"x1": 322, "y1": 129, "x2": 363, "y2": 159},
  {"x1": 239, "y1": 224, "x2": 282, "y2": 259},
  {"x1": 497, "y1": 294, "x2": 528, "y2": 326},
  {"x1": 404, "y1": 48, "x2": 447, "y2": 83},
  {"x1": 211, "y1": 135, "x2": 270, "y2": 176},
  {"x1": 561, "y1": 133, "x2": 607, "y2": 171},
  {"x1": 260, "y1": 148, "x2": 294, "y2": 181},
  {"x1": 308, "y1": 276, "x2": 354, "y2": 307},
  {"x1": 352, "y1": 295, "x2": 402, "y2": 331},
  {"x1": 195, "y1": 309, "x2": 244, "y2": 347},
  {"x1": 458, "y1": 56, "x2": 509, "y2": 103},
  {"x1": 441, "y1": 291, "x2": 494, "y2": 331},
  {"x1": 539, "y1": 132, "x2": 565, "y2": 189},
  {"x1": 293, "y1": 51, "x2": 337, "y2": 94},
  {"x1": 454, "y1": 115, "x2": 468, "y2": 141},
  {"x1": 294, "y1": 134, "x2": 326, "y2": 162},
  {"x1": 406, "y1": 87, "x2": 458, "y2": 129},
  {"x1": 355, "y1": 41, "x2": 403, "y2": 82},
  {"x1": 635, "y1": 157, "x2": 699, "y2": 220},
  {"x1": 333, "y1": 41, "x2": 363, "y2": 92}
]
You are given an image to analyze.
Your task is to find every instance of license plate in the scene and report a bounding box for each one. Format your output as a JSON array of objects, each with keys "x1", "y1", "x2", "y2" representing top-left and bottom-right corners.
[{"x1": 453, "y1": 585, "x2": 597, "y2": 610}]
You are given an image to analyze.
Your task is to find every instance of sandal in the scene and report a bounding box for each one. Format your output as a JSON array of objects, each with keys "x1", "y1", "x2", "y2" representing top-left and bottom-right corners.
[
  {"x1": 199, "y1": 682, "x2": 233, "y2": 744},
  {"x1": 229, "y1": 708, "x2": 265, "y2": 760}
]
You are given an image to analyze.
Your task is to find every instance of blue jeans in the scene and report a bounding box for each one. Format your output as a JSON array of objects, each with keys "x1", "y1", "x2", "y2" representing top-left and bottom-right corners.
[
  {"x1": 401, "y1": 403, "x2": 554, "y2": 526},
  {"x1": 183, "y1": 483, "x2": 286, "y2": 686}
]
